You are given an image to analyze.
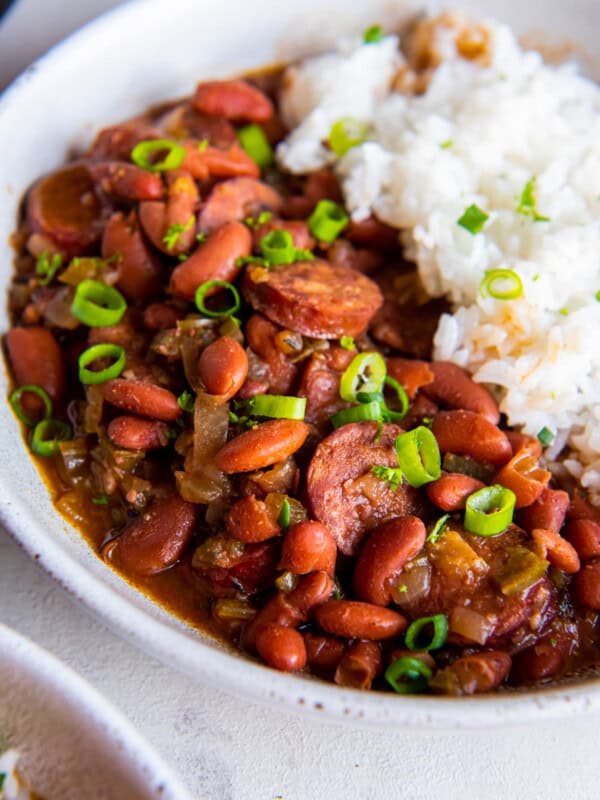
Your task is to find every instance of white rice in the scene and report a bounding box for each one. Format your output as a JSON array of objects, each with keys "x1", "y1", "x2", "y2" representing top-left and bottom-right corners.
[{"x1": 277, "y1": 14, "x2": 600, "y2": 500}]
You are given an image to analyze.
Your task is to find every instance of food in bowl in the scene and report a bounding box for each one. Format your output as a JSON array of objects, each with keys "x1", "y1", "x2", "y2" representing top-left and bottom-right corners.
[
  {"x1": 4, "y1": 11, "x2": 600, "y2": 696},
  {"x1": 0, "y1": 750, "x2": 39, "y2": 800}
]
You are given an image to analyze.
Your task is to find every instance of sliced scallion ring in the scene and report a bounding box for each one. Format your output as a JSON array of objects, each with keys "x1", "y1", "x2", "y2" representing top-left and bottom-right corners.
[
  {"x1": 130, "y1": 139, "x2": 185, "y2": 172},
  {"x1": 237, "y1": 124, "x2": 274, "y2": 168},
  {"x1": 480, "y1": 269, "x2": 523, "y2": 300},
  {"x1": 328, "y1": 117, "x2": 369, "y2": 157},
  {"x1": 30, "y1": 418, "x2": 71, "y2": 457},
  {"x1": 71, "y1": 280, "x2": 127, "y2": 327},
  {"x1": 277, "y1": 498, "x2": 291, "y2": 530},
  {"x1": 247, "y1": 394, "x2": 306, "y2": 421},
  {"x1": 394, "y1": 425, "x2": 441, "y2": 488},
  {"x1": 339, "y1": 352, "x2": 386, "y2": 403},
  {"x1": 385, "y1": 656, "x2": 433, "y2": 695},
  {"x1": 330, "y1": 401, "x2": 383, "y2": 429},
  {"x1": 78, "y1": 344, "x2": 126, "y2": 385},
  {"x1": 195, "y1": 280, "x2": 241, "y2": 318},
  {"x1": 382, "y1": 375, "x2": 409, "y2": 421},
  {"x1": 259, "y1": 230, "x2": 296, "y2": 265},
  {"x1": 464, "y1": 484, "x2": 516, "y2": 537},
  {"x1": 9, "y1": 385, "x2": 53, "y2": 427},
  {"x1": 405, "y1": 614, "x2": 448, "y2": 652},
  {"x1": 307, "y1": 200, "x2": 349, "y2": 243}
]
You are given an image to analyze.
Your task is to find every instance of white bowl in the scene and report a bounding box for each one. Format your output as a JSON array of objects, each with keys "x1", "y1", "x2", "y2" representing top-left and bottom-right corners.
[
  {"x1": 1, "y1": 0, "x2": 600, "y2": 728},
  {"x1": 0, "y1": 623, "x2": 193, "y2": 799}
]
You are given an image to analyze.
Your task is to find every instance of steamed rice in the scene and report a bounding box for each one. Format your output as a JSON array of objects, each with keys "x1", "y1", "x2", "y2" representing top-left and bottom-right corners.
[{"x1": 277, "y1": 12, "x2": 600, "y2": 500}]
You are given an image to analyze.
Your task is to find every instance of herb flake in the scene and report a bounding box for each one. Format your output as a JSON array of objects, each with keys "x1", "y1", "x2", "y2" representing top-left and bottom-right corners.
[
  {"x1": 517, "y1": 177, "x2": 550, "y2": 222},
  {"x1": 457, "y1": 204, "x2": 489, "y2": 235},
  {"x1": 371, "y1": 464, "x2": 404, "y2": 490},
  {"x1": 163, "y1": 215, "x2": 195, "y2": 250}
]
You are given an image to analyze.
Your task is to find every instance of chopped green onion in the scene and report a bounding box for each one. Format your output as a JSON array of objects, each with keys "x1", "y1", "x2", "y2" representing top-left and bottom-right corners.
[
  {"x1": 559, "y1": 307, "x2": 569, "y2": 316},
  {"x1": 464, "y1": 484, "x2": 516, "y2": 537},
  {"x1": 537, "y1": 427, "x2": 554, "y2": 447},
  {"x1": 195, "y1": 280, "x2": 241, "y2": 318},
  {"x1": 307, "y1": 200, "x2": 349, "y2": 243},
  {"x1": 382, "y1": 375, "x2": 409, "y2": 422},
  {"x1": 440, "y1": 140, "x2": 453, "y2": 149},
  {"x1": 277, "y1": 498, "x2": 291, "y2": 530},
  {"x1": 197, "y1": 138, "x2": 209, "y2": 151},
  {"x1": 480, "y1": 269, "x2": 523, "y2": 301},
  {"x1": 330, "y1": 401, "x2": 383, "y2": 429},
  {"x1": 131, "y1": 138, "x2": 185, "y2": 172},
  {"x1": 371, "y1": 464, "x2": 404, "y2": 490},
  {"x1": 244, "y1": 211, "x2": 273, "y2": 229},
  {"x1": 9, "y1": 384, "x2": 53, "y2": 426},
  {"x1": 550, "y1": 638, "x2": 557, "y2": 648},
  {"x1": 405, "y1": 614, "x2": 448, "y2": 652},
  {"x1": 339, "y1": 352, "x2": 386, "y2": 402},
  {"x1": 595, "y1": 290, "x2": 600, "y2": 302},
  {"x1": 196, "y1": 232, "x2": 207, "y2": 243},
  {"x1": 363, "y1": 24, "x2": 383, "y2": 43},
  {"x1": 78, "y1": 343, "x2": 126, "y2": 385},
  {"x1": 340, "y1": 336, "x2": 355, "y2": 350},
  {"x1": 260, "y1": 230, "x2": 296, "y2": 265},
  {"x1": 237, "y1": 123, "x2": 274, "y2": 168},
  {"x1": 35, "y1": 251, "x2": 62, "y2": 285},
  {"x1": 328, "y1": 117, "x2": 369, "y2": 157},
  {"x1": 71, "y1": 279, "x2": 127, "y2": 327},
  {"x1": 394, "y1": 426, "x2": 441, "y2": 488},
  {"x1": 385, "y1": 656, "x2": 433, "y2": 694},
  {"x1": 517, "y1": 177, "x2": 550, "y2": 222},
  {"x1": 163, "y1": 216, "x2": 195, "y2": 250},
  {"x1": 92, "y1": 495, "x2": 108, "y2": 505},
  {"x1": 177, "y1": 390, "x2": 195, "y2": 412},
  {"x1": 397, "y1": 584, "x2": 408, "y2": 594},
  {"x1": 247, "y1": 394, "x2": 306, "y2": 420},
  {"x1": 235, "y1": 255, "x2": 269, "y2": 268},
  {"x1": 457, "y1": 204, "x2": 489, "y2": 235},
  {"x1": 427, "y1": 513, "x2": 450, "y2": 544},
  {"x1": 30, "y1": 418, "x2": 71, "y2": 457},
  {"x1": 0, "y1": 773, "x2": 5, "y2": 790}
]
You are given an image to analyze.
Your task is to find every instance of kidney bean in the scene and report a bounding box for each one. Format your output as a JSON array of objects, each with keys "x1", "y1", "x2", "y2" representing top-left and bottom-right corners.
[
  {"x1": 495, "y1": 450, "x2": 550, "y2": 509},
  {"x1": 242, "y1": 593, "x2": 303, "y2": 651},
  {"x1": 237, "y1": 379, "x2": 270, "y2": 400},
  {"x1": 431, "y1": 410, "x2": 512, "y2": 468},
  {"x1": 422, "y1": 362, "x2": 500, "y2": 424},
  {"x1": 193, "y1": 79, "x2": 274, "y2": 122},
  {"x1": 88, "y1": 122, "x2": 160, "y2": 161},
  {"x1": 505, "y1": 431, "x2": 542, "y2": 459},
  {"x1": 303, "y1": 633, "x2": 346, "y2": 674},
  {"x1": 199, "y1": 177, "x2": 282, "y2": 234},
  {"x1": 143, "y1": 303, "x2": 184, "y2": 331},
  {"x1": 574, "y1": 559, "x2": 600, "y2": 609},
  {"x1": 109, "y1": 493, "x2": 197, "y2": 576},
  {"x1": 6, "y1": 326, "x2": 65, "y2": 405},
  {"x1": 531, "y1": 528, "x2": 580, "y2": 573},
  {"x1": 226, "y1": 495, "x2": 280, "y2": 543},
  {"x1": 214, "y1": 419, "x2": 309, "y2": 473},
  {"x1": 252, "y1": 219, "x2": 315, "y2": 252},
  {"x1": 389, "y1": 649, "x2": 436, "y2": 671},
  {"x1": 315, "y1": 600, "x2": 407, "y2": 640},
  {"x1": 346, "y1": 216, "x2": 399, "y2": 250},
  {"x1": 353, "y1": 516, "x2": 426, "y2": 606},
  {"x1": 245, "y1": 314, "x2": 298, "y2": 395},
  {"x1": 426, "y1": 473, "x2": 486, "y2": 512},
  {"x1": 386, "y1": 357, "x2": 434, "y2": 398},
  {"x1": 431, "y1": 651, "x2": 512, "y2": 695},
  {"x1": 89, "y1": 161, "x2": 163, "y2": 201},
  {"x1": 401, "y1": 393, "x2": 439, "y2": 430},
  {"x1": 256, "y1": 624, "x2": 307, "y2": 672},
  {"x1": 334, "y1": 641, "x2": 382, "y2": 690},
  {"x1": 107, "y1": 415, "x2": 170, "y2": 450},
  {"x1": 182, "y1": 141, "x2": 259, "y2": 180},
  {"x1": 157, "y1": 103, "x2": 237, "y2": 147},
  {"x1": 327, "y1": 239, "x2": 384, "y2": 274},
  {"x1": 518, "y1": 488, "x2": 570, "y2": 533},
  {"x1": 282, "y1": 169, "x2": 342, "y2": 219},
  {"x1": 287, "y1": 571, "x2": 334, "y2": 617},
  {"x1": 139, "y1": 170, "x2": 199, "y2": 256},
  {"x1": 567, "y1": 493, "x2": 600, "y2": 525},
  {"x1": 197, "y1": 336, "x2": 248, "y2": 400},
  {"x1": 565, "y1": 519, "x2": 600, "y2": 560},
  {"x1": 102, "y1": 379, "x2": 181, "y2": 422},
  {"x1": 278, "y1": 521, "x2": 337, "y2": 576},
  {"x1": 511, "y1": 632, "x2": 571, "y2": 683},
  {"x1": 169, "y1": 221, "x2": 251, "y2": 300},
  {"x1": 102, "y1": 211, "x2": 162, "y2": 302}
]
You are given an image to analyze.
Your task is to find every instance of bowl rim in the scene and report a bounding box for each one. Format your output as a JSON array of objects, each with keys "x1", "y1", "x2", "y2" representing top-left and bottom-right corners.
[{"x1": 2, "y1": 0, "x2": 600, "y2": 729}]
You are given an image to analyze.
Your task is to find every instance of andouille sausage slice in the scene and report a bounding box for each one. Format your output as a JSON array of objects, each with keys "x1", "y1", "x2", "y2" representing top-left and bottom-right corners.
[
  {"x1": 306, "y1": 422, "x2": 421, "y2": 556},
  {"x1": 243, "y1": 260, "x2": 383, "y2": 339}
]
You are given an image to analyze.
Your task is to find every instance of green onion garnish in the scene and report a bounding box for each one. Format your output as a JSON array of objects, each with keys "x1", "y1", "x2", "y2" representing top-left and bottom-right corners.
[
  {"x1": 277, "y1": 498, "x2": 291, "y2": 530},
  {"x1": 244, "y1": 211, "x2": 273, "y2": 229},
  {"x1": 197, "y1": 138, "x2": 209, "y2": 151},
  {"x1": 71, "y1": 280, "x2": 127, "y2": 327},
  {"x1": 330, "y1": 400, "x2": 384, "y2": 429},
  {"x1": 382, "y1": 375, "x2": 409, "y2": 422},
  {"x1": 394, "y1": 426, "x2": 441, "y2": 488},
  {"x1": 595, "y1": 290, "x2": 600, "y2": 302},
  {"x1": 31, "y1": 418, "x2": 71, "y2": 457},
  {"x1": 340, "y1": 336, "x2": 355, "y2": 350},
  {"x1": 247, "y1": 394, "x2": 306, "y2": 421},
  {"x1": 517, "y1": 177, "x2": 550, "y2": 222},
  {"x1": 177, "y1": 390, "x2": 195, "y2": 413},
  {"x1": 131, "y1": 138, "x2": 185, "y2": 172},
  {"x1": 363, "y1": 24, "x2": 383, "y2": 43},
  {"x1": 260, "y1": 230, "x2": 296, "y2": 265},
  {"x1": 78, "y1": 343, "x2": 126, "y2": 385},
  {"x1": 92, "y1": 495, "x2": 108, "y2": 505},
  {"x1": 35, "y1": 251, "x2": 62, "y2": 285},
  {"x1": 385, "y1": 656, "x2": 433, "y2": 694},
  {"x1": 237, "y1": 123, "x2": 274, "y2": 168},
  {"x1": 0, "y1": 772, "x2": 5, "y2": 790},
  {"x1": 440, "y1": 140, "x2": 453, "y2": 149},
  {"x1": 457, "y1": 204, "x2": 489, "y2": 235},
  {"x1": 163, "y1": 216, "x2": 195, "y2": 250},
  {"x1": 371, "y1": 464, "x2": 404, "y2": 490},
  {"x1": 405, "y1": 614, "x2": 448, "y2": 652},
  {"x1": 307, "y1": 199, "x2": 349, "y2": 243},
  {"x1": 480, "y1": 269, "x2": 523, "y2": 301},
  {"x1": 9, "y1": 384, "x2": 53, "y2": 426},
  {"x1": 328, "y1": 117, "x2": 369, "y2": 158},
  {"x1": 427, "y1": 513, "x2": 450, "y2": 544},
  {"x1": 464, "y1": 484, "x2": 516, "y2": 537},
  {"x1": 537, "y1": 426, "x2": 554, "y2": 447},
  {"x1": 195, "y1": 280, "x2": 241, "y2": 318},
  {"x1": 196, "y1": 232, "x2": 207, "y2": 243},
  {"x1": 339, "y1": 352, "x2": 386, "y2": 403}
]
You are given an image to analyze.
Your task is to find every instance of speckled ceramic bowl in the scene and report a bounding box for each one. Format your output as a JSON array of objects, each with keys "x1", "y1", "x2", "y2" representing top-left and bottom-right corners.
[
  {"x1": 0, "y1": 623, "x2": 193, "y2": 799},
  {"x1": 1, "y1": 0, "x2": 600, "y2": 728}
]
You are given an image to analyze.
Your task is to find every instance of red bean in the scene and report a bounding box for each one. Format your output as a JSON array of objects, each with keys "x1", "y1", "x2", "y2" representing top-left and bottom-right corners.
[
  {"x1": 89, "y1": 161, "x2": 163, "y2": 202},
  {"x1": 495, "y1": 450, "x2": 550, "y2": 509},
  {"x1": 334, "y1": 641, "x2": 382, "y2": 690},
  {"x1": 565, "y1": 519, "x2": 600, "y2": 560},
  {"x1": 279, "y1": 521, "x2": 337, "y2": 576},
  {"x1": 6, "y1": 327, "x2": 65, "y2": 405},
  {"x1": 506, "y1": 431, "x2": 543, "y2": 459},
  {"x1": 346, "y1": 216, "x2": 399, "y2": 250},
  {"x1": 252, "y1": 219, "x2": 315, "y2": 252},
  {"x1": 574, "y1": 559, "x2": 600, "y2": 609},
  {"x1": 214, "y1": 419, "x2": 309, "y2": 474},
  {"x1": 139, "y1": 170, "x2": 199, "y2": 256},
  {"x1": 102, "y1": 379, "x2": 181, "y2": 422},
  {"x1": 385, "y1": 357, "x2": 434, "y2": 398},
  {"x1": 431, "y1": 651, "x2": 512, "y2": 695},
  {"x1": 567, "y1": 493, "x2": 600, "y2": 525},
  {"x1": 199, "y1": 178, "x2": 282, "y2": 234},
  {"x1": 315, "y1": 600, "x2": 407, "y2": 640},
  {"x1": 226, "y1": 495, "x2": 280, "y2": 543},
  {"x1": 245, "y1": 314, "x2": 298, "y2": 395},
  {"x1": 518, "y1": 488, "x2": 570, "y2": 533},
  {"x1": 182, "y1": 141, "x2": 259, "y2": 180},
  {"x1": 531, "y1": 528, "x2": 580, "y2": 573},
  {"x1": 243, "y1": 594, "x2": 302, "y2": 651},
  {"x1": 102, "y1": 211, "x2": 162, "y2": 302},
  {"x1": 287, "y1": 571, "x2": 334, "y2": 617},
  {"x1": 426, "y1": 473, "x2": 485, "y2": 512},
  {"x1": 107, "y1": 415, "x2": 170, "y2": 450},
  {"x1": 197, "y1": 336, "x2": 248, "y2": 400},
  {"x1": 256, "y1": 624, "x2": 307, "y2": 672},
  {"x1": 143, "y1": 303, "x2": 184, "y2": 332},
  {"x1": 389, "y1": 649, "x2": 436, "y2": 671},
  {"x1": 511, "y1": 632, "x2": 571, "y2": 683},
  {"x1": 193, "y1": 79, "x2": 274, "y2": 122},
  {"x1": 303, "y1": 633, "x2": 346, "y2": 674},
  {"x1": 423, "y1": 362, "x2": 500, "y2": 424},
  {"x1": 431, "y1": 409, "x2": 512, "y2": 468},
  {"x1": 353, "y1": 516, "x2": 426, "y2": 606}
]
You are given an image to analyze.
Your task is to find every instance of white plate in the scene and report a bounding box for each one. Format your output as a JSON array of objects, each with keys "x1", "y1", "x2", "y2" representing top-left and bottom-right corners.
[
  {"x1": 0, "y1": 623, "x2": 192, "y2": 799},
  {"x1": 1, "y1": 0, "x2": 600, "y2": 728}
]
